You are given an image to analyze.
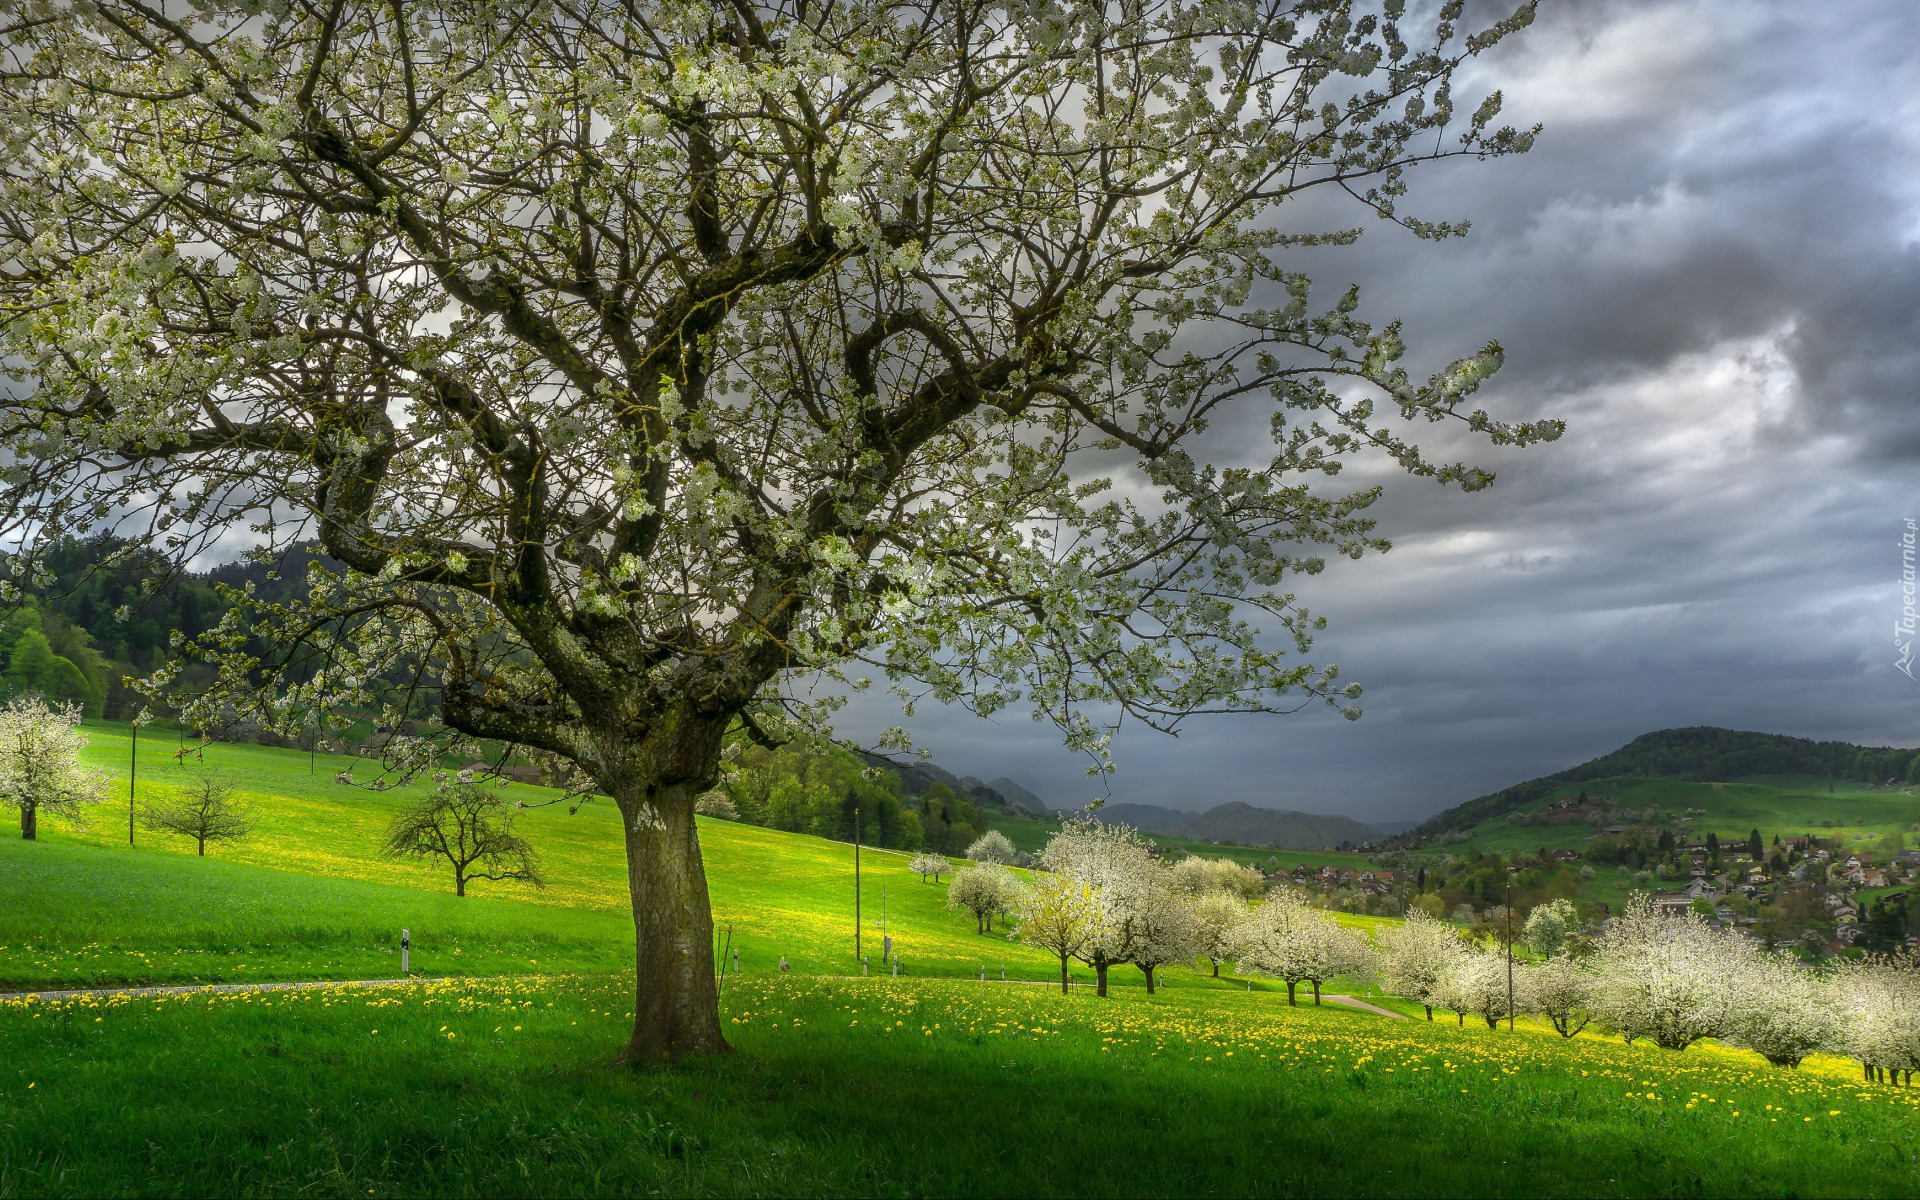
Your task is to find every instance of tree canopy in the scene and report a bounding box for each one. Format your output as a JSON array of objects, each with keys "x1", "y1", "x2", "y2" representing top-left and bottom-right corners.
[{"x1": 0, "y1": 0, "x2": 1548, "y2": 1060}]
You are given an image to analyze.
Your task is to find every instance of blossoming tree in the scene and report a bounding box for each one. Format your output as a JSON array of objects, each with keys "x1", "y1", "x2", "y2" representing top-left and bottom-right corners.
[
  {"x1": 0, "y1": 0, "x2": 1548, "y2": 1060},
  {"x1": 0, "y1": 696, "x2": 110, "y2": 840}
]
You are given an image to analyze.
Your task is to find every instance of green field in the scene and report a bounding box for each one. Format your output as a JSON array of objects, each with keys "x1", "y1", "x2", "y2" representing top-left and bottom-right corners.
[
  {"x1": 4, "y1": 972, "x2": 1911, "y2": 1198},
  {"x1": 8, "y1": 723, "x2": 1919, "y2": 1197},
  {"x1": 1434, "y1": 775, "x2": 1920, "y2": 860},
  {"x1": 2, "y1": 722, "x2": 1237, "y2": 992}
]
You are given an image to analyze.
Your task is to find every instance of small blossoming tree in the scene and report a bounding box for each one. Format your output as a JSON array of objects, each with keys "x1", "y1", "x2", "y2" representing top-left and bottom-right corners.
[{"x1": 0, "y1": 696, "x2": 110, "y2": 840}]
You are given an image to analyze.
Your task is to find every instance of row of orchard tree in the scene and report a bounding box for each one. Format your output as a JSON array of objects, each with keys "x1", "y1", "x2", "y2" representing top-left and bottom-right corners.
[
  {"x1": 941, "y1": 816, "x2": 1920, "y2": 1084},
  {"x1": 1377, "y1": 898, "x2": 1920, "y2": 1081}
]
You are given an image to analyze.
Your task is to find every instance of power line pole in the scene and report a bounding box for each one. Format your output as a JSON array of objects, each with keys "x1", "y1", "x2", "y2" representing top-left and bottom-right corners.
[
  {"x1": 1504, "y1": 874, "x2": 1514, "y2": 1029},
  {"x1": 854, "y1": 807, "x2": 862, "y2": 962},
  {"x1": 128, "y1": 719, "x2": 138, "y2": 847}
]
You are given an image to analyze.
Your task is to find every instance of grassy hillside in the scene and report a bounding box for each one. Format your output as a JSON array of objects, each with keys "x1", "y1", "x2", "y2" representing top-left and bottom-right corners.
[
  {"x1": 1429, "y1": 775, "x2": 1920, "y2": 861},
  {"x1": 3, "y1": 973, "x2": 1910, "y2": 1197},
  {"x1": 1415, "y1": 727, "x2": 1920, "y2": 839},
  {"x1": 1, "y1": 721, "x2": 1163, "y2": 990}
]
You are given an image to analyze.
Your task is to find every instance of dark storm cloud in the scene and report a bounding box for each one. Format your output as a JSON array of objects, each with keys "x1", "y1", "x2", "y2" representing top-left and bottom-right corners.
[{"x1": 837, "y1": 0, "x2": 1920, "y2": 822}]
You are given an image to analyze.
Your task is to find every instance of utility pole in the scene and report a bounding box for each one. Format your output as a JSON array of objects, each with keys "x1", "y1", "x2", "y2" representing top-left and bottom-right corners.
[
  {"x1": 128, "y1": 718, "x2": 138, "y2": 847},
  {"x1": 1504, "y1": 874, "x2": 1514, "y2": 1027},
  {"x1": 854, "y1": 807, "x2": 862, "y2": 962}
]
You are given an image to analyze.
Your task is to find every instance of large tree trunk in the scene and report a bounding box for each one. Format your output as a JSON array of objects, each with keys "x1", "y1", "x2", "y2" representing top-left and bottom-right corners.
[
  {"x1": 612, "y1": 714, "x2": 730, "y2": 1064},
  {"x1": 1059, "y1": 953, "x2": 1070, "y2": 994},
  {"x1": 1287, "y1": 980, "x2": 1297, "y2": 1006},
  {"x1": 20, "y1": 800, "x2": 34, "y2": 840},
  {"x1": 1141, "y1": 963, "x2": 1156, "y2": 994},
  {"x1": 1094, "y1": 960, "x2": 1109, "y2": 997},
  {"x1": 1311, "y1": 979, "x2": 1321, "y2": 1005}
]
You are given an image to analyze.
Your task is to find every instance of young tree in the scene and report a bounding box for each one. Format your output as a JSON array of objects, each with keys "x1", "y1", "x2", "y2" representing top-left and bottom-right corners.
[
  {"x1": 966, "y1": 830, "x2": 1017, "y2": 866},
  {"x1": 1189, "y1": 891, "x2": 1249, "y2": 979},
  {"x1": 1124, "y1": 872, "x2": 1200, "y2": 994},
  {"x1": 1376, "y1": 910, "x2": 1462, "y2": 1020},
  {"x1": 1523, "y1": 898, "x2": 1578, "y2": 957},
  {"x1": 0, "y1": 696, "x2": 109, "y2": 839},
  {"x1": 1833, "y1": 953, "x2": 1920, "y2": 1084},
  {"x1": 1039, "y1": 817, "x2": 1162, "y2": 996},
  {"x1": 1590, "y1": 894, "x2": 1747, "y2": 1051},
  {"x1": 383, "y1": 781, "x2": 544, "y2": 897},
  {"x1": 1523, "y1": 956, "x2": 1595, "y2": 1038},
  {"x1": 1444, "y1": 946, "x2": 1514, "y2": 1029},
  {"x1": 141, "y1": 768, "x2": 253, "y2": 856},
  {"x1": 1171, "y1": 855, "x2": 1266, "y2": 901},
  {"x1": 947, "y1": 863, "x2": 1020, "y2": 933},
  {"x1": 1727, "y1": 951, "x2": 1835, "y2": 1069},
  {"x1": 0, "y1": 0, "x2": 1549, "y2": 1060},
  {"x1": 1237, "y1": 890, "x2": 1370, "y2": 1006},
  {"x1": 908, "y1": 852, "x2": 952, "y2": 884},
  {"x1": 1014, "y1": 871, "x2": 1097, "y2": 995}
]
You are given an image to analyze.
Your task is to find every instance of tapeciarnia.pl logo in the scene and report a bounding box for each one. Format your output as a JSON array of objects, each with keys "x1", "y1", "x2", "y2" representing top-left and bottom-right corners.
[{"x1": 1900, "y1": 518, "x2": 1917, "y2": 680}]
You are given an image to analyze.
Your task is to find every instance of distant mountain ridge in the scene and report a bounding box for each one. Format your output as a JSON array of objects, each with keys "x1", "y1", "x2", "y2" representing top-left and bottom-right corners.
[
  {"x1": 861, "y1": 751, "x2": 1387, "y2": 849},
  {"x1": 1410, "y1": 726, "x2": 1920, "y2": 839},
  {"x1": 1056, "y1": 799, "x2": 1379, "y2": 851}
]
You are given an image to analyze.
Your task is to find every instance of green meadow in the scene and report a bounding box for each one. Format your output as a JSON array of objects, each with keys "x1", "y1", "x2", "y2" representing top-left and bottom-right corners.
[
  {"x1": 2, "y1": 722, "x2": 1189, "y2": 991},
  {"x1": 1436, "y1": 775, "x2": 1920, "y2": 857},
  {"x1": 4, "y1": 972, "x2": 1914, "y2": 1198},
  {"x1": 8, "y1": 723, "x2": 1919, "y2": 1198}
]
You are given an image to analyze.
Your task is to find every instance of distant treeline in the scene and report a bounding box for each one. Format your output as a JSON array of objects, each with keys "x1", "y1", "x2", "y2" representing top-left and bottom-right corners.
[
  {"x1": 1412, "y1": 727, "x2": 1920, "y2": 839},
  {"x1": 716, "y1": 741, "x2": 989, "y2": 854},
  {"x1": 3, "y1": 536, "x2": 293, "y2": 717},
  {"x1": 1, "y1": 535, "x2": 411, "y2": 721}
]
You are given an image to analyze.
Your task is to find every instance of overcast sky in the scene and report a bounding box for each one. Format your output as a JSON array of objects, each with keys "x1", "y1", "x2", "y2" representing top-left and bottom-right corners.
[{"x1": 836, "y1": 0, "x2": 1920, "y2": 824}]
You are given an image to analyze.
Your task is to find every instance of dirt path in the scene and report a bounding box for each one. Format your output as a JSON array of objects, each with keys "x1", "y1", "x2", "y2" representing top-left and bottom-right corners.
[
  {"x1": 4, "y1": 975, "x2": 1410, "y2": 1018},
  {"x1": 0, "y1": 977, "x2": 440, "y2": 1003},
  {"x1": 1322, "y1": 993, "x2": 1407, "y2": 1019}
]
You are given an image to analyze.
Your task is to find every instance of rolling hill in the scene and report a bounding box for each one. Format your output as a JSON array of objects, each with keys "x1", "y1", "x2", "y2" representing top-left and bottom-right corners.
[{"x1": 1409, "y1": 726, "x2": 1920, "y2": 840}]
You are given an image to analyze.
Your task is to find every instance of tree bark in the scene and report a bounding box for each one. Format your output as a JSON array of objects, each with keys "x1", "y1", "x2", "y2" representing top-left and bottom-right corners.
[
  {"x1": 1424, "y1": 1005, "x2": 1433, "y2": 1021},
  {"x1": 20, "y1": 801, "x2": 34, "y2": 840},
  {"x1": 197, "y1": 836, "x2": 206, "y2": 856},
  {"x1": 1211, "y1": 959, "x2": 1220, "y2": 978},
  {"x1": 455, "y1": 871, "x2": 466, "y2": 897},
  {"x1": 1094, "y1": 960, "x2": 1109, "y2": 997},
  {"x1": 1141, "y1": 964, "x2": 1156, "y2": 994},
  {"x1": 612, "y1": 718, "x2": 730, "y2": 1064},
  {"x1": 1287, "y1": 980, "x2": 1297, "y2": 1006},
  {"x1": 1311, "y1": 979, "x2": 1321, "y2": 1005},
  {"x1": 1059, "y1": 953, "x2": 1070, "y2": 994}
]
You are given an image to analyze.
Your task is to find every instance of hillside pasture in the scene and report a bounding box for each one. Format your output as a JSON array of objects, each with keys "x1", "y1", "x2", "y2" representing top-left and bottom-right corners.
[
  {"x1": 7, "y1": 723, "x2": 1281, "y2": 992},
  {"x1": 1437, "y1": 775, "x2": 1920, "y2": 861}
]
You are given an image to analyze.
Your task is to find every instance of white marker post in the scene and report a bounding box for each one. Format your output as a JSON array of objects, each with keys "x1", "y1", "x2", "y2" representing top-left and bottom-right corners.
[{"x1": 401, "y1": 929, "x2": 410, "y2": 976}]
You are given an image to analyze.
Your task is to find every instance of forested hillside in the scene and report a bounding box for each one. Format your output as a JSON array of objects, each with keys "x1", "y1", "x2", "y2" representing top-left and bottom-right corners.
[
  {"x1": 1, "y1": 536, "x2": 322, "y2": 719},
  {"x1": 1412, "y1": 727, "x2": 1920, "y2": 838}
]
